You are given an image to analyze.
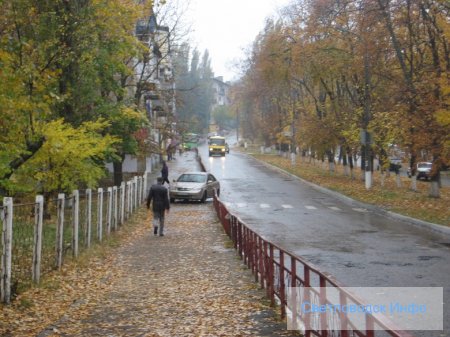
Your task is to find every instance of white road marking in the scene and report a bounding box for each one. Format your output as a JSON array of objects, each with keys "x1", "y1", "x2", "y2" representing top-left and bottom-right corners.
[
  {"x1": 224, "y1": 203, "x2": 346, "y2": 212},
  {"x1": 353, "y1": 208, "x2": 368, "y2": 212},
  {"x1": 305, "y1": 205, "x2": 317, "y2": 210},
  {"x1": 329, "y1": 206, "x2": 341, "y2": 211}
]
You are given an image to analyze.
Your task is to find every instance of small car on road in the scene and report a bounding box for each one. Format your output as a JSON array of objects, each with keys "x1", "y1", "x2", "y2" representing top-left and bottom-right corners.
[
  {"x1": 169, "y1": 172, "x2": 220, "y2": 203},
  {"x1": 208, "y1": 136, "x2": 226, "y2": 156},
  {"x1": 407, "y1": 162, "x2": 433, "y2": 180}
]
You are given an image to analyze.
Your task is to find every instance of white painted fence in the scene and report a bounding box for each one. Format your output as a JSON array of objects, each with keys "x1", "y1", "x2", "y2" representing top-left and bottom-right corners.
[{"x1": 0, "y1": 171, "x2": 150, "y2": 304}]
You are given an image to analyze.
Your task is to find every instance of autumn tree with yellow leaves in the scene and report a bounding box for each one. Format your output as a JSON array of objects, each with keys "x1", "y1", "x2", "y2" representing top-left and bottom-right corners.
[
  {"x1": 0, "y1": 0, "x2": 155, "y2": 196},
  {"x1": 235, "y1": 0, "x2": 449, "y2": 197}
]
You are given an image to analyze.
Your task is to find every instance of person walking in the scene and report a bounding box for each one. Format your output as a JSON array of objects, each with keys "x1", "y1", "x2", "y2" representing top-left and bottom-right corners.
[
  {"x1": 166, "y1": 144, "x2": 173, "y2": 161},
  {"x1": 146, "y1": 177, "x2": 170, "y2": 236},
  {"x1": 161, "y1": 161, "x2": 170, "y2": 185}
]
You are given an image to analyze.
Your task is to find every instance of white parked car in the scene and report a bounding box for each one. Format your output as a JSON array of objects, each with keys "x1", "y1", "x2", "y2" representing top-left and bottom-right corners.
[
  {"x1": 407, "y1": 162, "x2": 433, "y2": 180},
  {"x1": 169, "y1": 172, "x2": 220, "y2": 203}
]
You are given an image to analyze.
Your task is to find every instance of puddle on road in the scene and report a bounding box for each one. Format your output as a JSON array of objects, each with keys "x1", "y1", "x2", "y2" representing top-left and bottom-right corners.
[
  {"x1": 352, "y1": 229, "x2": 378, "y2": 234},
  {"x1": 370, "y1": 261, "x2": 414, "y2": 267},
  {"x1": 342, "y1": 262, "x2": 365, "y2": 269},
  {"x1": 417, "y1": 255, "x2": 442, "y2": 261}
]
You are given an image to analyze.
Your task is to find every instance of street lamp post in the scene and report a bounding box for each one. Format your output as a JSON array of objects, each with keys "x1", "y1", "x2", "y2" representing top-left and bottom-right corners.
[{"x1": 362, "y1": 27, "x2": 372, "y2": 190}]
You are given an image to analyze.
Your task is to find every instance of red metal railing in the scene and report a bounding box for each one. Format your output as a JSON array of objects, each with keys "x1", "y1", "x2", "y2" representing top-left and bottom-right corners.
[{"x1": 213, "y1": 195, "x2": 414, "y2": 337}]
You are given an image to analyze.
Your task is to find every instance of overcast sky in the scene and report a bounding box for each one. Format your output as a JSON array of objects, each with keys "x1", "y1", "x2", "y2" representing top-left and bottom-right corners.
[{"x1": 181, "y1": 0, "x2": 292, "y2": 82}]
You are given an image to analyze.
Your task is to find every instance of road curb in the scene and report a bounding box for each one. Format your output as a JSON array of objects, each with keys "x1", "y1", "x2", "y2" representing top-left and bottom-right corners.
[{"x1": 243, "y1": 153, "x2": 450, "y2": 237}]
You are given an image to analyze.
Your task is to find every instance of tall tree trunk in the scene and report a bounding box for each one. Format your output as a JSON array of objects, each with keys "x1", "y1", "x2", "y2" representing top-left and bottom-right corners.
[
  {"x1": 361, "y1": 145, "x2": 366, "y2": 181},
  {"x1": 429, "y1": 167, "x2": 441, "y2": 198},
  {"x1": 377, "y1": 0, "x2": 414, "y2": 90},
  {"x1": 113, "y1": 155, "x2": 125, "y2": 186},
  {"x1": 410, "y1": 154, "x2": 417, "y2": 191},
  {"x1": 395, "y1": 172, "x2": 402, "y2": 188},
  {"x1": 429, "y1": 182, "x2": 440, "y2": 198},
  {"x1": 342, "y1": 147, "x2": 349, "y2": 176},
  {"x1": 347, "y1": 148, "x2": 355, "y2": 180}
]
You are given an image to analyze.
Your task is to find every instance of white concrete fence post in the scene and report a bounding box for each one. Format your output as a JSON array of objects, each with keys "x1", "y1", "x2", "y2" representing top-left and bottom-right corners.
[
  {"x1": 106, "y1": 187, "x2": 112, "y2": 236},
  {"x1": 143, "y1": 171, "x2": 148, "y2": 203},
  {"x1": 127, "y1": 181, "x2": 131, "y2": 216},
  {"x1": 32, "y1": 195, "x2": 44, "y2": 284},
  {"x1": 56, "y1": 193, "x2": 65, "y2": 270},
  {"x1": 97, "y1": 188, "x2": 103, "y2": 242},
  {"x1": 0, "y1": 173, "x2": 167, "y2": 301},
  {"x1": 113, "y1": 186, "x2": 118, "y2": 231},
  {"x1": 123, "y1": 181, "x2": 130, "y2": 222},
  {"x1": 129, "y1": 181, "x2": 132, "y2": 217},
  {"x1": 142, "y1": 175, "x2": 146, "y2": 204},
  {"x1": 72, "y1": 190, "x2": 79, "y2": 258},
  {"x1": 86, "y1": 189, "x2": 92, "y2": 248},
  {"x1": 138, "y1": 176, "x2": 142, "y2": 205},
  {"x1": 120, "y1": 182, "x2": 125, "y2": 225},
  {"x1": 138, "y1": 176, "x2": 141, "y2": 205},
  {"x1": 134, "y1": 176, "x2": 138, "y2": 211},
  {"x1": 133, "y1": 176, "x2": 139, "y2": 207},
  {"x1": 124, "y1": 182, "x2": 128, "y2": 220},
  {"x1": 1, "y1": 197, "x2": 13, "y2": 303}
]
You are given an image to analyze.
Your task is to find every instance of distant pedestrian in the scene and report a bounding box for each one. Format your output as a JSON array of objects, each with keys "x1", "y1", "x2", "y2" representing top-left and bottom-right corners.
[
  {"x1": 161, "y1": 161, "x2": 170, "y2": 185},
  {"x1": 146, "y1": 177, "x2": 170, "y2": 236},
  {"x1": 167, "y1": 144, "x2": 174, "y2": 161}
]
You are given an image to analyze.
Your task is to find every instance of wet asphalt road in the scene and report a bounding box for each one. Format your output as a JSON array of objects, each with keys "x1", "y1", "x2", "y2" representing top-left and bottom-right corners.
[{"x1": 198, "y1": 142, "x2": 450, "y2": 336}]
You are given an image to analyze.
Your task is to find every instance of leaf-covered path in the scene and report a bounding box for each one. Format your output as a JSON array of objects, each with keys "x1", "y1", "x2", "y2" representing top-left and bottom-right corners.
[
  {"x1": 43, "y1": 202, "x2": 295, "y2": 337},
  {"x1": 0, "y1": 152, "x2": 297, "y2": 337}
]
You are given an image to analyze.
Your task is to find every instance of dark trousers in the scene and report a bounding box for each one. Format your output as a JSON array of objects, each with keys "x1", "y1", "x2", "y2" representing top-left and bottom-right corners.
[{"x1": 152, "y1": 210, "x2": 165, "y2": 235}]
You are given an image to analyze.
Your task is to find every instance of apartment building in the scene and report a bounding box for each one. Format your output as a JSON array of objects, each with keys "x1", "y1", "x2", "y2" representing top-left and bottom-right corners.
[
  {"x1": 209, "y1": 76, "x2": 231, "y2": 134},
  {"x1": 107, "y1": 8, "x2": 175, "y2": 176},
  {"x1": 211, "y1": 76, "x2": 230, "y2": 110}
]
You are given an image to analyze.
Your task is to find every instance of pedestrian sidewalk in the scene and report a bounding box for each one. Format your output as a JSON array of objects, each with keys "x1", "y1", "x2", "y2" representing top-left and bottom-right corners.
[{"x1": 4, "y1": 151, "x2": 297, "y2": 337}]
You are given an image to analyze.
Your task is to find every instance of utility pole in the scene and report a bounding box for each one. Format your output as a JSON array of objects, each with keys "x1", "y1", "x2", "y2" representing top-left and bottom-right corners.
[{"x1": 362, "y1": 13, "x2": 373, "y2": 190}]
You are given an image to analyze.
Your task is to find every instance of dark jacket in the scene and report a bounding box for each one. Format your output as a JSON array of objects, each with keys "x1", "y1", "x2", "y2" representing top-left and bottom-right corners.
[
  {"x1": 146, "y1": 183, "x2": 170, "y2": 212},
  {"x1": 161, "y1": 164, "x2": 169, "y2": 179}
]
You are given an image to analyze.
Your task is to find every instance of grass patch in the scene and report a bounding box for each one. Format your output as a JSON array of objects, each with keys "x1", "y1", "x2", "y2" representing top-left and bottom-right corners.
[
  {"x1": 39, "y1": 278, "x2": 60, "y2": 291},
  {"x1": 17, "y1": 297, "x2": 34, "y2": 310},
  {"x1": 6, "y1": 207, "x2": 149, "y2": 300},
  {"x1": 223, "y1": 239, "x2": 235, "y2": 249},
  {"x1": 249, "y1": 153, "x2": 450, "y2": 226}
]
